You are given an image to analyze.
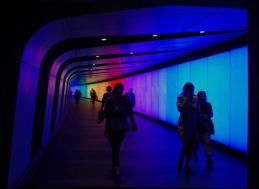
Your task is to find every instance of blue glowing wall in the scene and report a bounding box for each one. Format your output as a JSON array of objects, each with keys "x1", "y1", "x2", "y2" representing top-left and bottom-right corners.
[
  {"x1": 70, "y1": 85, "x2": 87, "y2": 98},
  {"x1": 84, "y1": 46, "x2": 248, "y2": 153}
]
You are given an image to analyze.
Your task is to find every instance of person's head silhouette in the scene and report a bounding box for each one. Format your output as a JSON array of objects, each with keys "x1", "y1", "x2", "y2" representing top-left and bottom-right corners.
[
  {"x1": 197, "y1": 91, "x2": 207, "y2": 103},
  {"x1": 183, "y1": 82, "x2": 194, "y2": 97},
  {"x1": 113, "y1": 83, "x2": 124, "y2": 96},
  {"x1": 107, "y1": 86, "x2": 112, "y2": 92}
]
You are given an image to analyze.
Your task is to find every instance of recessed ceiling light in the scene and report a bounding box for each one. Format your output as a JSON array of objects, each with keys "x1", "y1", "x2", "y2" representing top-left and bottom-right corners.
[
  {"x1": 200, "y1": 31, "x2": 205, "y2": 34},
  {"x1": 101, "y1": 38, "x2": 107, "y2": 41},
  {"x1": 153, "y1": 34, "x2": 158, "y2": 37},
  {"x1": 96, "y1": 55, "x2": 100, "y2": 58}
]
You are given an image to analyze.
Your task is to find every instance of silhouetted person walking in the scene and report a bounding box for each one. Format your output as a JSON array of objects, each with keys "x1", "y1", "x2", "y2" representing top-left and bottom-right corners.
[
  {"x1": 104, "y1": 83, "x2": 131, "y2": 177},
  {"x1": 194, "y1": 91, "x2": 215, "y2": 166},
  {"x1": 69, "y1": 90, "x2": 72, "y2": 99},
  {"x1": 90, "y1": 88, "x2": 97, "y2": 104},
  {"x1": 75, "y1": 90, "x2": 81, "y2": 105},
  {"x1": 125, "y1": 88, "x2": 137, "y2": 131},
  {"x1": 177, "y1": 82, "x2": 199, "y2": 176},
  {"x1": 100, "y1": 86, "x2": 112, "y2": 111}
]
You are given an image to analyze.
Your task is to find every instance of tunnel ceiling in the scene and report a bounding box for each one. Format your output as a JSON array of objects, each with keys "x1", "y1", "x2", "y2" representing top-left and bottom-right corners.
[
  {"x1": 67, "y1": 32, "x2": 246, "y2": 85},
  {"x1": 24, "y1": 4, "x2": 247, "y2": 86},
  {"x1": 66, "y1": 5, "x2": 247, "y2": 85}
]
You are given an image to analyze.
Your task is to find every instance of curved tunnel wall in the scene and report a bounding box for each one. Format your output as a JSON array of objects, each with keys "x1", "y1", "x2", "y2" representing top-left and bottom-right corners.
[
  {"x1": 72, "y1": 46, "x2": 248, "y2": 153},
  {"x1": 6, "y1": 6, "x2": 247, "y2": 187}
]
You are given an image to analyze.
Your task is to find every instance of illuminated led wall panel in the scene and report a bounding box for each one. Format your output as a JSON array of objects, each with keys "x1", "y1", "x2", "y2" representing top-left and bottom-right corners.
[
  {"x1": 189, "y1": 58, "x2": 208, "y2": 93},
  {"x1": 166, "y1": 66, "x2": 178, "y2": 125},
  {"x1": 159, "y1": 69, "x2": 167, "y2": 121},
  {"x1": 70, "y1": 85, "x2": 87, "y2": 97},
  {"x1": 78, "y1": 46, "x2": 247, "y2": 153},
  {"x1": 207, "y1": 52, "x2": 231, "y2": 145},
  {"x1": 229, "y1": 48, "x2": 248, "y2": 152}
]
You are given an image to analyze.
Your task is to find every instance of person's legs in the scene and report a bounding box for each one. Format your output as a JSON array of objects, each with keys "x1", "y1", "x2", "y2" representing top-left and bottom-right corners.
[
  {"x1": 193, "y1": 140, "x2": 199, "y2": 160},
  {"x1": 114, "y1": 130, "x2": 126, "y2": 166},
  {"x1": 107, "y1": 130, "x2": 126, "y2": 176},
  {"x1": 128, "y1": 111, "x2": 137, "y2": 131},
  {"x1": 105, "y1": 129, "x2": 116, "y2": 168},
  {"x1": 178, "y1": 141, "x2": 186, "y2": 171},
  {"x1": 203, "y1": 133, "x2": 213, "y2": 166},
  {"x1": 184, "y1": 141, "x2": 194, "y2": 176},
  {"x1": 106, "y1": 133, "x2": 118, "y2": 169}
]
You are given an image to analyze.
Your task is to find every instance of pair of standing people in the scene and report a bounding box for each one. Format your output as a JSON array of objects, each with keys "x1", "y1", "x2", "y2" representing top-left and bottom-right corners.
[
  {"x1": 100, "y1": 85, "x2": 137, "y2": 177},
  {"x1": 177, "y1": 82, "x2": 214, "y2": 176}
]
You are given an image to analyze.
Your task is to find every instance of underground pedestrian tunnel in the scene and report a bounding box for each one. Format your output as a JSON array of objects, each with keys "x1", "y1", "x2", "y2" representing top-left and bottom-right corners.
[{"x1": 1, "y1": 0, "x2": 258, "y2": 188}]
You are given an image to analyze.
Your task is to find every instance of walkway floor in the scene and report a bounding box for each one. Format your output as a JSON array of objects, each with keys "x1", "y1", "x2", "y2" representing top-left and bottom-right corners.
[{"x1": 31, "y1": 98, "x2": 247, "y2": 188}]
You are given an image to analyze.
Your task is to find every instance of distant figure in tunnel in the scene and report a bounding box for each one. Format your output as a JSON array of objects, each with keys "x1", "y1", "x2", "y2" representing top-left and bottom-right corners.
[
  {"x1": 104, "y1": 83, "x2": 131, "y2": 177},
  {"x1": 100, "y1": 86, "x2": 113, "y2": 111},
  {"x1": 125, "y1": 88, "x2": 137, "y2": 131},
  {"x1": 75, "y1": 90, "x2": 81, "y2": 105},
  {"x1": 177, "y1": 82, "x2": 199, "y2": 176},
  {"x1": 193, "y1": 91, "x2": 215, "y2": 166},
  {"x1": 90, "y1": 88, "x2": 97, "y2": 104},
  {"x1": 69, "y1": 90, "x2": 72, "y2": 99}
]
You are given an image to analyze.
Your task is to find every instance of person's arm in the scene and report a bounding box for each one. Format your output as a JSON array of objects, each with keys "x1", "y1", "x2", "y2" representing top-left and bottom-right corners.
[
  {"x1": 177, "y1": 96, "x2": 184, "y2": 112},
  {"x1": 100, "y1": 94, "x2": 106, "y2": 110}
]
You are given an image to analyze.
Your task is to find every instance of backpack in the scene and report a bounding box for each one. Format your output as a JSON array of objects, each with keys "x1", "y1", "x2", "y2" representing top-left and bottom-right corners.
[
  {"x1": 105, "y1": 96, "x2": 129, "y2": 130},
  {"x1": 109, "y1": 97, "x2": 128, "y2": 116}
]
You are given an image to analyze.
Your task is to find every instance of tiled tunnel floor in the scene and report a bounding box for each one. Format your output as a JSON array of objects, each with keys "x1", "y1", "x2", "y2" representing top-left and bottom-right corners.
[{"x1": 30, "y1": 98, "x2": 247, "y2": 188}]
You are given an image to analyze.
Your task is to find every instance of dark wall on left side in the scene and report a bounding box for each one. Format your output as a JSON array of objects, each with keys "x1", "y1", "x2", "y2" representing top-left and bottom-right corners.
[{"x1": 0, "y1": 4, "x2": 33, "y2": 187}]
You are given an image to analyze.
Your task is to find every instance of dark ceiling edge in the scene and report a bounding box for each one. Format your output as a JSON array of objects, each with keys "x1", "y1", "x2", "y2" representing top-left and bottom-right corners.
[
  {"x1": 63, "y1": 59, "x2": 172, "y2": 94},
  {"x1": 8, "y1": 0, "x2": 248, "y2": 12},
  {"x1": 68, "y1": 69, "x2": 139, "y2": 84},
  {"x1": 68, "y1": 66, "x2": 141, "y2": 79},
  {"x1": 64, "y1": 49, "x2": 191, "y2": 65},
  {"x1": 67, "y1": 68, "x2": 140, "y2": 83},
  {"x1": 71, "y1": 35, "x2": 247, "y2": 86},
  {"x1": 55, "y1": 30, "x2": 247, "y2": 56},
  {"x1": 63, "y1": 56, "x2": 183, "y2": 83},
  {"x1": 60, "y1": 31, "x2": 247, "y2": 84},
  {"x1": 63, "y1": 59, "x2": 159, "y2": 78}
]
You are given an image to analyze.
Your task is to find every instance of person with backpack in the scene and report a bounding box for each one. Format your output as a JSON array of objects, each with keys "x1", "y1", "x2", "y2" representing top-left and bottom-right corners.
[
  {"x1": 104, "y1": 83, "x2": 131, "y2": 177},
  {"x1": 100, "y1": 86, "x2": 112, "y2": 111}
]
